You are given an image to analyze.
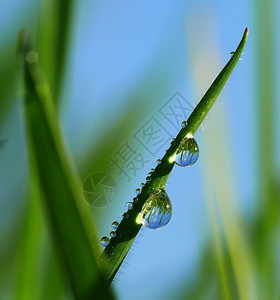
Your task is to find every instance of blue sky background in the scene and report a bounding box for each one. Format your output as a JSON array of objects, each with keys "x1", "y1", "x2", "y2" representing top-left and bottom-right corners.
[{"x1": 1, "y1": 0, "x2": 279, "y2": 299}]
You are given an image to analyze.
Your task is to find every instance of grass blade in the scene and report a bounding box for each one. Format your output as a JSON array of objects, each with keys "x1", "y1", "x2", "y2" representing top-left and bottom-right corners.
[
  {"x1": 21, "y1": 32, "x2": 114, "y2": 300},
  {"x1": 13, "y1": 194, "x2": 45, "y2": 300},
  {"x1": 38, "y1": 0, "x2": 73, "y2": 105},
  {"x1": 101, "y1": 28, "x2": 249, "y2": 282},
  {"x1": 253, "y1": 0, "x2": 279, "y2": 298},
  {"x1": 14, "y1": 3, "x2": 75, "y2": 297}
]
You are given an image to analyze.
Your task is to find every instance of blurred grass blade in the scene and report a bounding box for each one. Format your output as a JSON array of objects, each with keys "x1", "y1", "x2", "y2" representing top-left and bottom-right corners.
[
  {"x1": 101, "y1": 28, "x2": 249, "y2": 283},
  {"x1": 0, "y1": 46, "x2": 18, "y2": 125},
  {"x1": 253, "y1": 0, "x2": 279, "y2": 298},
  {"x1": 38, "y1": 0, "x2": 73, "y2": 105},
  {"x1": 14, "y1": 193, "x2": 45, "y2": 300},
  {"x1": 208, "y1": 196, "x2": 231, "y2": 300},
  {"x1": 15, "y1": 3, "x2": 75, "y2": 298},
  {"x1": 21, "y1": 32, "x2": 114, "y2": 300},
  {"x1": 14, "y1": 193, "x2": 67, "y2": 300}
]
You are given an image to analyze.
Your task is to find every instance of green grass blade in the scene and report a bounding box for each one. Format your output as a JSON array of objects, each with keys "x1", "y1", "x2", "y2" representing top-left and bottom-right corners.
[
  {"x1": 0, "y1": 46, "x2": 18, "y2": 125},
  {"x1": 208, "y1": 197, "x2": 232, "y2": 300},
  {"x1": 101, "y1": 28, "x2": 249, "y2": 282},
  {"x1": 13, "y1": 194, "x2": 45, "y2": 300},
  {"x1": 14, "y1": 2, "x2": 75, "y2": 295},
  {"x1": 38, "y1": 0, "x2": 73, "y2": 105},
  {"x1": 21, "y1": 32, "x2": 114, "y2": 300},
  {"x1": 253, "y1": 0, "x2": 279, "y2": 298}
]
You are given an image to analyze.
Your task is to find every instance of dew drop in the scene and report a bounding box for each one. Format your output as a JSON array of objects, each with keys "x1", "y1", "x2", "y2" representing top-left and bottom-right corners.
[
  {"x1": 135, "y1": 188, "x2": 141, "y2": 195},
  {"x1": 171, "y1": 138, "x2": 176, "y2": 146},
  {"x1": 110, "y1": 231, "x2": 116, "y2": 238},
  {"x1": 156, "y1": 159, "x2": 161, "y2": 165},
  {"x1": 140, "y1": 183, "x2": 145, "y2": 187},
  {"x1": 230, "y1": 51, "x2": 235, "y2": 55},
  {"x1": 146, "y1": 176, "x2": 151, "y2": 181},
  {"x1": 174, "y1": 137, "x2": 199, "y2": 167},
  {"x1": 133, "y1": 197, "x2": 138, "y2": 203},
  {"x1": 137, "y1": 189, "x2": 172, "y2": 229},
  {"x1": 123, "y1": 212, "x2": 129, "y2": 219},
  {"x1": 100, "y1": 236, "x2": 110, "y2": 247},
  {"x1": 111, "y1": 221, "x2": 119, "y2": 229},
  {"x1": 126, "y1": 202, "x2": 133, "y2": 210},
  {"x1": 181, "y1": 121, "x2": 187, "y2": 128}
]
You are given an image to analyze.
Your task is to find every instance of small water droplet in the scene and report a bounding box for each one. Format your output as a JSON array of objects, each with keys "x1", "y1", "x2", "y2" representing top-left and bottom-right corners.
[
  {"x1": 100, "y1": 236, "x2": 110, "y2": 247},
  {"x1": 174, "y1": 138, "x2": 199, "y2": 167},
  {"x1": 135, "y1": 188, "x2": 141, "y2": 195},
  {"x1": 230, "y1": 51, "x2": 235, "y2": 55},
  {"x1": 146, "y1": 176, "x2": 151, "y2": 181},
  {"x1": 137, "y1": 189, "x2": 172, "y2": 229},
  {"x1": 123, "y1": 212, "x2": 129, "y2": 219},
  {"x1": 111, "y1": 221, "x2": 119, "y2": 229},
  {"x1": 126, "y1": 202, "x2": 133, "y2": 210},
  {"x1": 140, "y1": 183, "x2": 145, "y2": 187},
  {"x1": 110, "y1": 231, "x2": 116, "y2": 238},
  {"x1": 133, "y1": 197, "x2": 138, "y2": 203},
  {"x1": 156, "y1": 159, "x2": 161, "y2": 165},
  {"x1": 181, "y1": 121, "x2": 187, "y2": 128}
]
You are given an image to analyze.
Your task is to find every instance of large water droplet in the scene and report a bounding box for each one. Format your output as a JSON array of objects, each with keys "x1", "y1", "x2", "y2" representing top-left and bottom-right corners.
[
  {"x1": 100, "y1": 236, "x2": 110, "y2": 247},
  {"x1": 137, "y1": 189, "x2": 172, "y2": 229},
  {"x1": 126, "y1": 202, "x2": 133, "y2": 210},
  {"x1": 111, "y1": 221, "x2": 119, "y2": 229},
  {"x1": 174, "y1": 138, "x2": 199, "y2": 167}
]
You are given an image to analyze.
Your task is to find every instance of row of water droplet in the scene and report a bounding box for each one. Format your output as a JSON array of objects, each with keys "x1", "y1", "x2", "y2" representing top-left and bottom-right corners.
[
  {"x1": 100, "y1": 120, "x2": 199, "y2": 247},
  {"x1": 100, "y1": 221, "x2": 120, "y2": 247}
]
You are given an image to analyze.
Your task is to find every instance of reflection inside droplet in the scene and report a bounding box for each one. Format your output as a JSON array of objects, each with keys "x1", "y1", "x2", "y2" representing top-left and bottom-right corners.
[
  {"x1": 137, "y1": 189, "x2": 172, "y2": 229},
  {"x1": 174, "y1": 137, "x2": 199, "y2": 167}
]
